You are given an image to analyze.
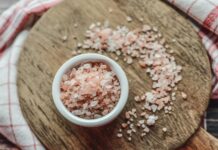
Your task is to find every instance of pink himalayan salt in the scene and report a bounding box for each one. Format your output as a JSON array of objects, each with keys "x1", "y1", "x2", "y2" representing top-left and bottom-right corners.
[
  {"x1": 60, "y1": 62, "x2": 121, "y2": 119},
  {"x1": 162, "y1": 127, "x2": 167, "y2": 132},
  {"x1": 181, "y1": 92, "x2": 187, "y2": 100},
  {"x1": 146, "y1": 115, "x2": 158, "y2": 126},
  {"x1": 77, "y1": 21, "x2": 184, "y2": 140}
]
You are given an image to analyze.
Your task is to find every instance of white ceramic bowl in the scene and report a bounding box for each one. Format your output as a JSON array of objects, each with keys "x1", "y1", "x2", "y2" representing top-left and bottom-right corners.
[{"x1": 52, "y1": 53, "x2": 129, "y2": 127}]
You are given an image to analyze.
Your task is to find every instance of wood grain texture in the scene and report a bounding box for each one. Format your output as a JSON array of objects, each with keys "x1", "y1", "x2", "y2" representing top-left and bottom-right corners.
[
  {"x1": 181, "y1": 127, "x2": 218, "y2": 150},
  {"x1": 17, "y1": 0, "x2": 213, "y2": 149}
]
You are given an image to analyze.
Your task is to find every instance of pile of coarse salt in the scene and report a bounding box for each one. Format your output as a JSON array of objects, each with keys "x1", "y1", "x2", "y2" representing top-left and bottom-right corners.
[
  {"x1": 75, "y1": 21, "x2": 187, "y2": 141},
  {"x1": 60, "y1": 62, "x2": 121, "y2": 119}
]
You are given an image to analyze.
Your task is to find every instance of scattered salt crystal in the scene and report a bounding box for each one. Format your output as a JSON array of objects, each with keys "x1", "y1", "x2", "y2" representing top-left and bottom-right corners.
[
  {"x1": 75, "y1": 21, "x2": 184, "y2": 141},
  {"x1": 151, "y1": 104, "x2": 157, "y2": 112},
  {"x1": 159, "y1": 38, "x2": 166, "y2": 45},
  {"x1": 127, "y1": 130, "x2": 132, "y2": 135},
  {"x1": 89, "y1": 23, "x2": 96, "y2": 29},
  {"x1": 162, "y1": 127, "x2": 167, "y2": 132},
  {"x1": 144, "y1": 103, "x2": 151, "y2": 111},
  {"x1": 141, "y1": 95, "x2": 146, "y2": 101},
  {"x1": 172, "y1": 39, "x2": 176, "y2": 42},
  {"x1": 146, "y1": 115, "x2": 158, "y2": 126},
  {"x1": 62, "y1": 35, "x2": 68, "y2": 41},
  {"x1": 143, "y1": 127, "x2": 150, "y2": 133},
  {"x1": 139, "y1": 61, "x2": 146, "y2": 68},
  {"x1": 128, "y1": 137, "x2": 132, "y2": 141},
  {"x1": 181, "y1": 92, "x2": 187, "y2": 99},
  {"x1": 132, "y1": 128, "x2": 136, "y2": 133},
  {"x1": 72, "y1": 51, "x2": 77, "y2": 56},
  {"x1": 175, "y1": 75, "x2": 182, "y2": 82},
  {"x1": 125, "y1": 112, "x2": 130, "y2": 119},
  {"x1": 146, "y1": 92, "x2": 154, "y2": 103},
  {"x1": 117, "y1": 133, "x2": 123, "y2": 138},
  {"x1": 127, "y1": 57, "x2": 133, "y2": 64},
  {"x1": 163, "y1": 45, "x2": 169, "y2": 49},
  {"x1": 121, "y1": 123, "x2": 128, "y2": 128},
  {"x1": 132, "y1": 108, "x2": 137, "y2": 113},
  {"x1": 74, "y1": 23, "x2": 78, "y2": 28},
  {"x1": 140, "y1": 112, "x2": 146, "y2": 117},
  {"x1": 126, "y1": 16, "x2": 132, "y2": 22},
  {"x1": 169, "y1": 50, "x2": 174, "y2": 53},
  {"x1": 77, "y1": 50, "x2": 82, "y2": 54},
  {"x1": 139, "y1": 17, "x2": 144, "y2": 22},
  {"x1": 146, "y1": 68, "x2": 151, "y2": 73},
  {"x1": 108, "y1": 8, "x2": 113, "y2": 13},
  {"x1": 152, "y1": 27, "x2": 158, "y2": 32},
  {"x1": 138, "y1": 120, "x2": 145, "y2": 124},
  {"x1": 116, "y1": 51, "x2": 121, "y2": 56},
  {"x1": 141, "y1": 124, "x2": 146, "y2": 128},
  {"x1": 134, "y1": 96, "x2": 140, "y2": 102},
  {"x1": 96, "y1": 22, "x2": 101, "y2": 26},
  {"x1": 77, "y1": 43, "x2": 82, "y2": 48},
  {"x1": 141, "y1": 133, "x2": 146, "y2": 137},
  {"x1": 143, "y1": 25, "x2": 151, "y2": 32},
  {"x1": 130, "y1": 124, "x2": 134, "y2": 129},
  {"x1": 103, "y1": 20, "x2": 109, "y2": 27}
]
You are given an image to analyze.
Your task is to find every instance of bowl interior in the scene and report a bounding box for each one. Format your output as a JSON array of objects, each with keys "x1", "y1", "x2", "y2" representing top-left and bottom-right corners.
[{"x1": 52, "y1": 53, "x2": 129, "y2": 127}]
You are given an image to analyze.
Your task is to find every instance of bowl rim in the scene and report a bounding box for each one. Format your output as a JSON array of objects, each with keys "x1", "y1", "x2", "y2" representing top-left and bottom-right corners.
[{"x1": 52, "y1": 53, "x2": 129, "y2": 127}]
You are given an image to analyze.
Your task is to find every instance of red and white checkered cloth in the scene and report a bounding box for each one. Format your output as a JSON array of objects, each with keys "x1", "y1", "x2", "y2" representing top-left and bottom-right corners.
[
  {"x1": 167, "y1": 0, "x2": 218, "y2": 99},
  {"x1": 0, "y1": 0, "x2": 218, "y2": 149},
  {"x1": 0, "y1": 0, "x2": 62, "y2": 149}
]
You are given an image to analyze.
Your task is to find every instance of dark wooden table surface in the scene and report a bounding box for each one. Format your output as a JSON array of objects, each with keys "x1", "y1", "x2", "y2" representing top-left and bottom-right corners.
[{"x1": 0, "y1": 0, "x2": 217, "y2": 149}]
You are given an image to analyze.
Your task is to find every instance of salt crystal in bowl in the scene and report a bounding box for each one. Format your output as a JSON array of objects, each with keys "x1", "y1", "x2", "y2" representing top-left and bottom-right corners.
[{"x1": 52, "y1": 53, "x2": 129, "y2": 127}]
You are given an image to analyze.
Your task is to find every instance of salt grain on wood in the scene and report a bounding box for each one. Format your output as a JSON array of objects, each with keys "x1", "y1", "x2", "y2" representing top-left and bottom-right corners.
[
  {"x1": 117, "y1": 133, "x2": 123, "y2": 138},
  {"x1": 76, "y1": 21, "x2": 184, "y2": 141},
  {"x1": 181, "y1": 92, "x2": 187, "y2": 99},
  {"x1": 146, "y1": 115, "x2": 158, "y2": 126},
  {"x1": 126, "y1": 16, "x2": 132, "y2": 22},
  {"x1": 108, "y1": 8, "x2": 113, "y2": 13},
  {"x1": 139, "y1": 17, "x2": 144, "y2": 22},
  {"x1": 162, "y1": 127, "x2": 167, "y2": 132}
]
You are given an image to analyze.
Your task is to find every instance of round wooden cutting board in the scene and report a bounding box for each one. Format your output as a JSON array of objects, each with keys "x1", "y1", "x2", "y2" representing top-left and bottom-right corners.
[{"x1": 17, "y1": 0, "x2": 214, "y2": 149}]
